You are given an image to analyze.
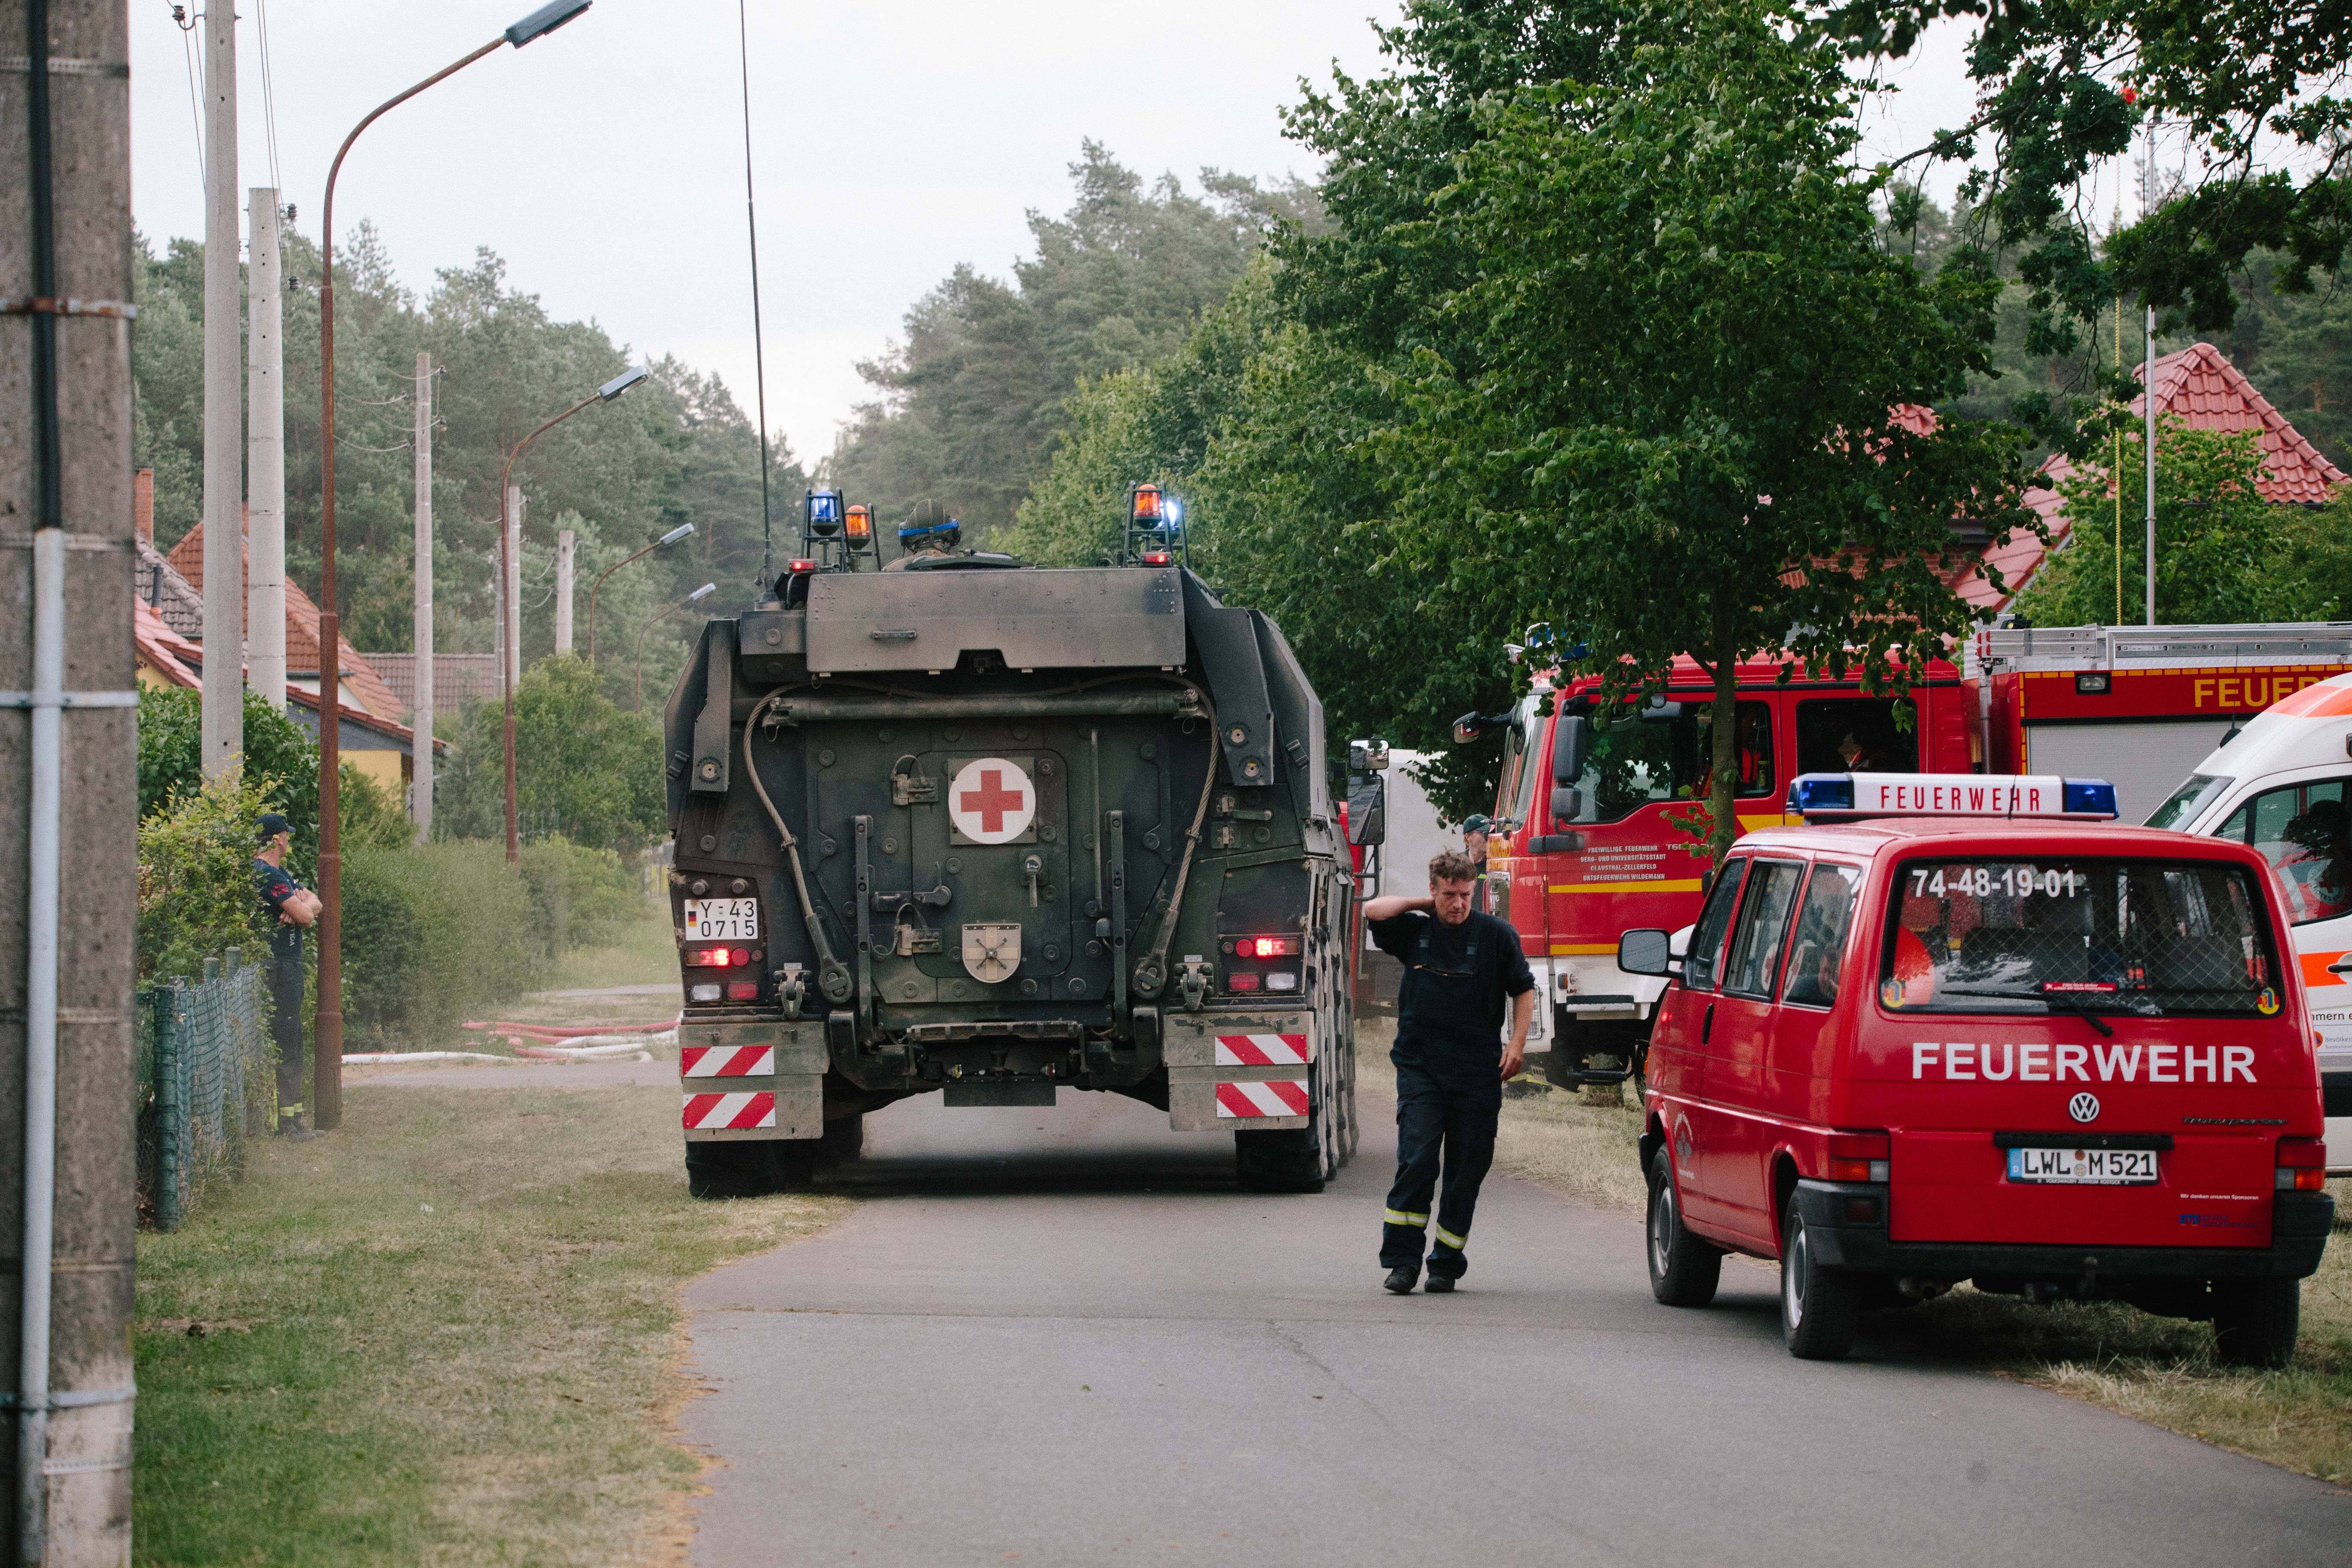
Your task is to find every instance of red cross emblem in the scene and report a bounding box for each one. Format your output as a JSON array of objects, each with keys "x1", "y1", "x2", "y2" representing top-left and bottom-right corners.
[{"x1": 949, "y1": 758, "x2": 1035, "y2": 843}]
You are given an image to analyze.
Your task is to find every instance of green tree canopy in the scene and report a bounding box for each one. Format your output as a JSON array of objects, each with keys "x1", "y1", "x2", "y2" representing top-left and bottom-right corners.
[{"x1": 434, "y1": 655, "x2": 662, "y2": 852}]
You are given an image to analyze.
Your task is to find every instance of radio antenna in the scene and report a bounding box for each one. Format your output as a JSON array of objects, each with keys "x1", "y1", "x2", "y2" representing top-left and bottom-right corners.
[{"x1": 736, "y1": 0, "x2": 776, "y2": 591}]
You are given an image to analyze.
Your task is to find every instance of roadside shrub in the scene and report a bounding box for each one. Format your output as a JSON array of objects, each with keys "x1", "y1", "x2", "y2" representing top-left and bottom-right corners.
[
  {"x1": 138, "y1": 688, "x2": 321, "y2": 878},
  {"x1": 340, "y1": 840, "x2": 542, "y2": 1048},
  {"x1": 435, "y1": 655, "x2": 664, "y2": 851},
  {"x1": 337, "y1": 764, "x2": 412, "y2": 852},
  {"x1": 137, "y1": 768, "x2": 274, "y2": 984},
  {"x1": 519, "y1": 836, "x2": 641, "y2": 956}
]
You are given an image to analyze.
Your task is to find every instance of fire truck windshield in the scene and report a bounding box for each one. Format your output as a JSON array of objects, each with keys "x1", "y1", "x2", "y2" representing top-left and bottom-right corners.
[{"x1": 1555, "y1": 701, "x2": 1776, "y2": 823}]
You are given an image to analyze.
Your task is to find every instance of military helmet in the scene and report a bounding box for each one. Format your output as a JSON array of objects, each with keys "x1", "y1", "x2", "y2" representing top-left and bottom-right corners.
[{"x1": 899, "y1": 498, "x2": 959, "y2": 551}]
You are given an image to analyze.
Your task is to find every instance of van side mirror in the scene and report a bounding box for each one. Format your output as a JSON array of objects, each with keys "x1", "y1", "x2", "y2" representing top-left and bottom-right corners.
[
  {"x1": 1347, "y1": 777, "x2": 1387, "y2": 847},
  {"x1": 1551, "y1": 714, "x2": 1589, "y2": 785},
  {"x1": 1617, "y1": 928, "x2": 1677, "y2": 976}
]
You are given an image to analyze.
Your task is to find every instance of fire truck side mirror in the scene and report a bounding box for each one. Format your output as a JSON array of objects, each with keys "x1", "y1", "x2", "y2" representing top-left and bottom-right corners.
[
  {"x1": 1552, "y1": 715, "x2": 1590, "y2": 785},
  {"x1": 1346, "y1": 777, "x2": 1387, "y2": 847},
  {"x1": 1550, "y1": 786, "x2": 1583, "y2": 823}
]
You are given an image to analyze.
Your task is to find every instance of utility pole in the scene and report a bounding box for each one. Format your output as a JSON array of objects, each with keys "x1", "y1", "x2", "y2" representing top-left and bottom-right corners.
[
  {"x1": 246, "y1": 187, "x2": 285, "y2": 709},
  {"x1": 412, "y1": 352, "x2": 433, "y2": 838},
  {"x1": 554, "y1": 527, "x2": 575, "y2": 654},
  {"x1": 199, "y1": 0, "x2": 242, "y2": 775},
  {"x1": 5, "y1": 0, "x2": 140, "y2": 1560},
  {"x1": 505, "y1": 485, "x2": 524, "y2": 694}
]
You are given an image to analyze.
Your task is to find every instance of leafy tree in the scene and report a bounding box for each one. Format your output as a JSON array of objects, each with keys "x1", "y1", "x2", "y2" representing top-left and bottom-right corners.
[
  {"x1": 2018, "y1": 420, "x2": 2352, "y2": 624},
  {"x1": 434, "y1": 655, "x2": 662, "y2": 851},
  {"x1": 1822, "y1": 0, "x2": 2352, "y2": 352},
  {"x1": 138, "y1": 688, "x2": 322, "y2": 871},
  {"x1": 1295, "y1": 0, "x2": 2034, "y2": 854}
]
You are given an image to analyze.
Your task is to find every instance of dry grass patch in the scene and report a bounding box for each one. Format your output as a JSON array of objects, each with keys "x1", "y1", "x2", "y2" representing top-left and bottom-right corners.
[{"x1": 134, "y1": 1081, "x2": 845, "y2": 1566}]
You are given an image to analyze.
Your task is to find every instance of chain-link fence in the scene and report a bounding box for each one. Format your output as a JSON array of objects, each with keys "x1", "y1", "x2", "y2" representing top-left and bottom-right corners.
[{"x1": 137, "y1": 949, "x2": 274, "y2": 1231}]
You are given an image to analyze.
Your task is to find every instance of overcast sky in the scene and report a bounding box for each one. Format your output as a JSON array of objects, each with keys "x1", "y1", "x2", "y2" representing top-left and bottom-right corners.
[{"x1": 133, "y1": 3, "x2": 1995, "y2": 466}]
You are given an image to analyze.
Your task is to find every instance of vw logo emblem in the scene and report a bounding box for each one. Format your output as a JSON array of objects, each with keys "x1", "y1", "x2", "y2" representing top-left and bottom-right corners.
[{"x1": 2068, "y1": 1091, "x2": 2101, "y2": 1124}]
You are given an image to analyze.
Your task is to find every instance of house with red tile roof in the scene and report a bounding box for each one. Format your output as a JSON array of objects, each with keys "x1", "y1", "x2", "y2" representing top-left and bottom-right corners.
[
  {"x1": 1957, "y1": 342, "x2": 2349, "y2": 615},
  {"x1": 163, "y1": 518, "x2": 406, "y2": 721}
]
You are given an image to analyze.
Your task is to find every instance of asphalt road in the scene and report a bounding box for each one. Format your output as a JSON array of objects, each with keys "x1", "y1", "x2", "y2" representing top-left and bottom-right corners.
[{"x1": 682, "y1": 1089, "x2": 2348, "y2": 1567}]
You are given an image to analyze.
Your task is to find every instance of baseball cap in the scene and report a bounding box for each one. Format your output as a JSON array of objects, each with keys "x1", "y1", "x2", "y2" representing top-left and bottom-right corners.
[
  {"x1": 258, "y1": 812, "x2": 292, "y2": 843},
  {"x1": 1461, "y1": 813, "x2": 1493, "y2": 835}
]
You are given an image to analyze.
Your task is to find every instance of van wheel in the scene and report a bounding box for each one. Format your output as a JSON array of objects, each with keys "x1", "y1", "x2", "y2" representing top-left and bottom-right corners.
[
  {"x1": 1646, "y1": 1148, "x2": 1722, "y2": 1306},
  {"x1": 685, "y1": 1138, "x2": 820, "y2": 1200},
  {"x1": 1781, "y1": 1194, "x2": 1860, "y2": 1360},
  {"x1": 2211, "y1": 1278, "x2": 2300, "y2": 1369}
]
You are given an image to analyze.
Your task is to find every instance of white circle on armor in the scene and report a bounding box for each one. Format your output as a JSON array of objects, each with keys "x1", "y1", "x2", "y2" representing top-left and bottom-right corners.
[
  {"x1": 2068, "y1": 1091, "x2": 2100, "y2": 1124},
  {"x1": 949, "y1": 758, "x2": 1036, "y2": 844}
]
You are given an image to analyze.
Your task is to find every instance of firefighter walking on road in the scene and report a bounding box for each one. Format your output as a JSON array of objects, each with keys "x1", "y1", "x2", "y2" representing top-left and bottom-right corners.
[{"x1": 1365, "y1": 850, "x2": 1535, "y2": 1293}]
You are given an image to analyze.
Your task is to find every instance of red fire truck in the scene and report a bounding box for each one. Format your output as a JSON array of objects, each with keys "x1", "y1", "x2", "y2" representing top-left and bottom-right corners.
[{"x1": 1470, "y1": 620, "x2": 2352, "y2": 1090}]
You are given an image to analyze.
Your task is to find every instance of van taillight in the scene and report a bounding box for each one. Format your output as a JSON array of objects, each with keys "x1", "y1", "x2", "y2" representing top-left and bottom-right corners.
[
  {"x1": 2276, "y1": 1137, "x2": 2328, "y2": 1192},
  {"x1": 1827, "y1": 1131, "x2": 1891, "y2": 1184}
]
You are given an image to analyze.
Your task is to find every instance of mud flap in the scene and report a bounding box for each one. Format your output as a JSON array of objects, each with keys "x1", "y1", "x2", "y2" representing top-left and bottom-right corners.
[
  {"x1": 1164, "y1": 1008, "x2": 1315, "y2": 1131},
  {"x1": 680, "y1": 1019, "x2": 827, "y2": 1142}
]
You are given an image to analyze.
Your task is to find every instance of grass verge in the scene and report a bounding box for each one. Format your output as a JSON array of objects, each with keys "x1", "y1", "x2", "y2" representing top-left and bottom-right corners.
[
  {"x1": 540, "y1": 883, "x2": 680, "y2": 998},
  {"x1": 134, "y1": 1080, "x2": 845, "y2": 1566},
  {"x1": 1354, "y1": 1021, "x2": 2352, "y2": 1485}
]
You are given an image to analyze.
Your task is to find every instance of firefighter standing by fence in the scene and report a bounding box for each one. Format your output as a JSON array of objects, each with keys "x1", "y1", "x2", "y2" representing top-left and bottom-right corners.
[
  {"x1": 1364, "y1": 850, "x2": 1535, "y2": 1293},
  {"x1": 253, "y1": 812, "x2": 322, "y2": 1140}
]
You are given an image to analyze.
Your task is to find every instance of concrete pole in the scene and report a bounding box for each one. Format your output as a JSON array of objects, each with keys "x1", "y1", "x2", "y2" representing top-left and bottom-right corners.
[
  {"x1": 554, "y1": 528, "x2": 575, "y2": 654},
  {"x1": 3, "y1": 0, "x2": 141, "y2": 1559},
  {"x1": 412, "y1": 352, "x2": 434, "y2": 838},
  {"x1": 245, "y1": 188, "x2": 285, "y2": 709},
  {"x1": 505, "y1": 485, "x2": 523, "y2": 692},
  {"x1": 199, "y1": 0, "x2": 242, "y2": 775},
  {"x1": 2144, "y1": 303, "x2": 2158, "y2": 627}
]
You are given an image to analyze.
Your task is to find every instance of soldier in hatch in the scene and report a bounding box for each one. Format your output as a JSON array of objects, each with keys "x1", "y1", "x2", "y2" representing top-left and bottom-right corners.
[{"x1": 885, "y1": 498, "x2": 959, "y2": 569}]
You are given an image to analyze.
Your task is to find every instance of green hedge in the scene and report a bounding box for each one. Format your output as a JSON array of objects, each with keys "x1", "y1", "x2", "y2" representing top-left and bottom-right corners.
[{"x1": 339, "y1": 836, "x2": 638, "y2": 1048}]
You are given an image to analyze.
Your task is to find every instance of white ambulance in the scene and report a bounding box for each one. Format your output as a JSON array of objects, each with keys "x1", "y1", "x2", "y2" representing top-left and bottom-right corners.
[{"x1": 2148, "y1": 674, "x2": 2352, "y2": 1171}]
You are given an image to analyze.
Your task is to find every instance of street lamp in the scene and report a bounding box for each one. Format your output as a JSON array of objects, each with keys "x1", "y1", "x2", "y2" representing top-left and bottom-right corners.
[
  {"x1": 636, "y1": 584, "x2": 719, "y2": 711},
  {"x1": 589, "y1": 521, "x2": 694, "y2": 667},
  {"x1": 496, "y1": 365, "x2": 653, "y2": 867},
  {"x1": 312, "y1": 0, "x2": 594, "y2": 1133}
]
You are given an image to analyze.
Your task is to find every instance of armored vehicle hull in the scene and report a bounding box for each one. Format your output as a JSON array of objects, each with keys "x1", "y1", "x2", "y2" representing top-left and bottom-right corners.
[{"x1": 663, "y1": 564, "x2": 1359, "y2": 1194}]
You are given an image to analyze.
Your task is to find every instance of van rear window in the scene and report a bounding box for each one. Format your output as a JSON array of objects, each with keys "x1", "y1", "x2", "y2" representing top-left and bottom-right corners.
[{"x1": 1880, "y1": 858, "x2": 2284, "y2": 1018}]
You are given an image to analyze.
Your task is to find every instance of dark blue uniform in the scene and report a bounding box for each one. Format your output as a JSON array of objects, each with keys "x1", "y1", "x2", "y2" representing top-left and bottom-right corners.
[
  {"x1": 1370, "y1": 909, "x2": 1535, "y2": 1280},
  {"x1": 254, "y1": 857, "x2": 307, "y2": 1118}
]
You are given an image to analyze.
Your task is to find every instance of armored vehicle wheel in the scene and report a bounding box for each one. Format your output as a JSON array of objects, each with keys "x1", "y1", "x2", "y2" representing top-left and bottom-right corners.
[
  {"x1": 818, "y1": 1113, "x2": 865, "y2": 1170},
  {"x1": 686, "y1": 1138, "x2": 822, "y2": 1200},
  {"x1": 2211, "y1": 1278, "x2": 2300, "y2": 1369}
]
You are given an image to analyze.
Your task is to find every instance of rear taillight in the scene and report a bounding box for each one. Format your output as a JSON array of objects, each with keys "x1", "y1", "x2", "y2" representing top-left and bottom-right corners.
[
  {"x1": 1826, "y1": 1131, "x2": 1891, "y2": 1184},
  {"x1": 1227, "y1": 974, "x2": 1260, "y2": 991},
  {"x1": 689, "y1": 983, "x2": 722, "y2": 1003},
  {"x1": 686, "y1": 946, "x2": 761, "y2": 968},
  {"x1": 724, "y1": 980, "x2": 760, "y2": 1002},
  {"x1": 2277, "y1": 1136, "x2": 2328, "y2": 1192}
]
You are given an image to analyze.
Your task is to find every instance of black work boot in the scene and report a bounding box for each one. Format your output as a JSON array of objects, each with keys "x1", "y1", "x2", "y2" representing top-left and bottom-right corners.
[
  {"x1": 1383, "y1": 1265, "x2": 1420, "y2": 1295},
  {"x1": 1424, "y1": 1274, "x2": 1456, "y2": 1293}
]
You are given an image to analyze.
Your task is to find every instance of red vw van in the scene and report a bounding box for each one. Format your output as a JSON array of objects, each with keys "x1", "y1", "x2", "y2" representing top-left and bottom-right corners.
[{"x1": 1619, "y1": 773, "x2": 2335, "y2": 1364}]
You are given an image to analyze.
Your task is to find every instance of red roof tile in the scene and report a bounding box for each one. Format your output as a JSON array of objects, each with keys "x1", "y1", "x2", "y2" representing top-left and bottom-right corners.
[
  {"x1": 166, "y1": 517, "x2": 405, "y2": 721},
  {"x1": 1951, "y1": 342, "x2": 2348, "y2": 612}
]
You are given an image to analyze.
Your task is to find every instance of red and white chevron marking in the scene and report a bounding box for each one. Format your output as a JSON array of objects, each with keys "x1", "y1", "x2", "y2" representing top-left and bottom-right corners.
[
  {"x1": 680, "y1": 1044, "x2": 776, "y2": 1078},
  {"x1": 683, "y1": 1091, "x2": 775, "y2": 1130},
  {"x1": 1213, "y1": 1079, "x2": 1311, "y2": 1118},
  {"x1": 1213, "y1": 1032, "x2": 1312, "y2": 1066}
]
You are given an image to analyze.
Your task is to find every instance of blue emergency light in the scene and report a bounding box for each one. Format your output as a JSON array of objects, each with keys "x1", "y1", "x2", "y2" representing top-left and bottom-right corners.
[
  {"x1": 805, "y1": 488, "x2": 843, "y2": 536},
  {"x1": 1786, "y1": 772, "x2": 2119, "y2": 821},
  {"x1": 2062, "y1": 779, "x2": 2120, "y2": 817}
]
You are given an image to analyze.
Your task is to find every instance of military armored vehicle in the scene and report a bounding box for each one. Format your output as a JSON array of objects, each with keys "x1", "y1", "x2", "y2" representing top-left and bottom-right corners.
[{"x1": 662, "y1": 488, "x2": 1366, "y2": 1195}]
